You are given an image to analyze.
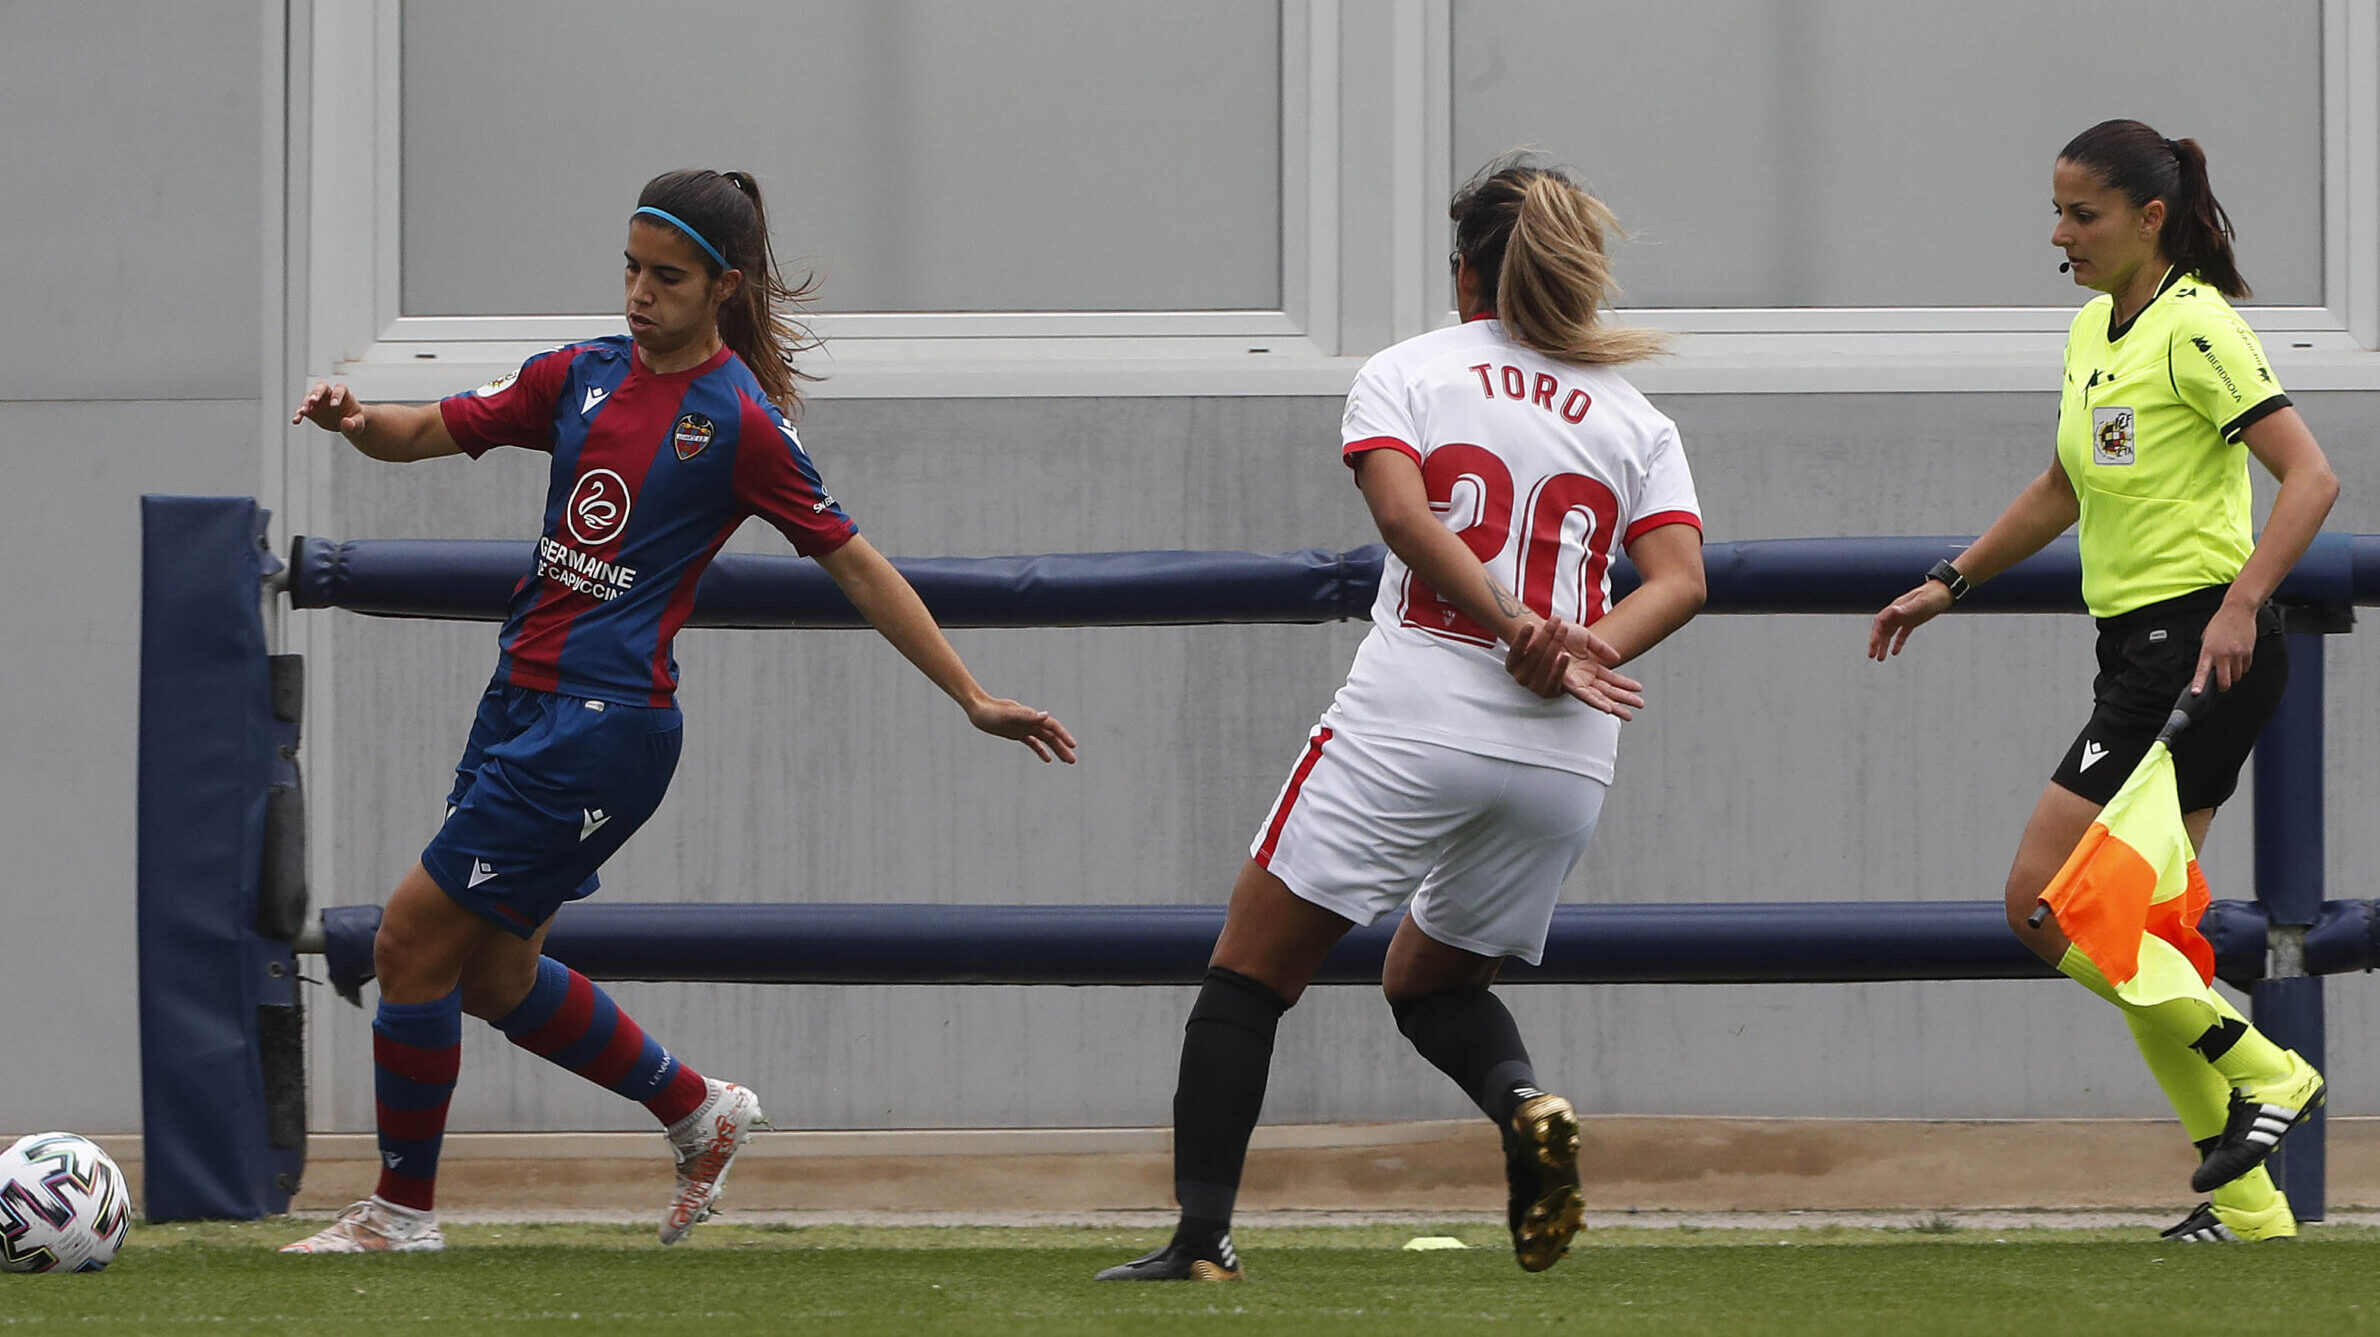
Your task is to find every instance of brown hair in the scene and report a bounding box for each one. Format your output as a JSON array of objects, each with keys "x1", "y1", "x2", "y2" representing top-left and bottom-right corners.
[
  {"x1": 2058, "y1": 120, "x2": 2250, "y2": 300},
  {"x1": 1450, "y1": 151, "x2": 1667, "y2": 366},
  {"x1": 635, "y1": 169, "x2": 822, "y2": 414}
]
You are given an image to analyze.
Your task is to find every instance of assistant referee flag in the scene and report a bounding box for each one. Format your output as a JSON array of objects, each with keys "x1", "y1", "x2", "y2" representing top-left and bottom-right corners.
[{"x1": 2036, "y1": 739, "x2": 2217, "y2": 1005}]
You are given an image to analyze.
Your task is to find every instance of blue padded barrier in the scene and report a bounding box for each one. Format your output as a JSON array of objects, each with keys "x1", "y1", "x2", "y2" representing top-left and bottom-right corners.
[
  {"x1": 287, "y1": 537, "x2": 1383, "y2": 628},
  {"x1": 316, "y1": 896, "x2": 2364, "y2": 998},
  {"x1": 137, "y1": 497, "x2": 305, "y2": 1222},
  {"x1": 286, "y1": 531, "x2": 2375, "y2": 627}
]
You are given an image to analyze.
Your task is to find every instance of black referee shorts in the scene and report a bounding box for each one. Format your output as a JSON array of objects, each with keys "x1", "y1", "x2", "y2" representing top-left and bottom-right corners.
[{"x1": 2050, "y1": 585, "x2": 2287, "y2": 813}]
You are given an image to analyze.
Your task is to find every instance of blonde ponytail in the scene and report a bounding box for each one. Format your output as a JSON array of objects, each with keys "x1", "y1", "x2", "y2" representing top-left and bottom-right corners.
[{"x1": 1453, "y1": 152, "x2": 1667, "y2": 366}]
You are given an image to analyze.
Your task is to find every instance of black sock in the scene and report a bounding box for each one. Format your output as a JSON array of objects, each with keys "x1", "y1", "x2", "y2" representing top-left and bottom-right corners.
[
  {"x1": 1392, "y1": 987, "x2": 1538, "y2": 1126},
  {"x1": 1169, "y1": 966, "x2": 1289, "y2": 1251}
]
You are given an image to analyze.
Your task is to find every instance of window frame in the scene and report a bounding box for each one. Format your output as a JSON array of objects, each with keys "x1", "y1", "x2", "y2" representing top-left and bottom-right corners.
[{"x1": 303, "y1": 0, "x2": 2380, "y2": 400}]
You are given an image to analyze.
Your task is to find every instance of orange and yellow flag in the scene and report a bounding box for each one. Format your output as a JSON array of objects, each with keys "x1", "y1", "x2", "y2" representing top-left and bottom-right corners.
[{"x1": 2037, "y1": 740, "x2": 2216, "y2": 1005}]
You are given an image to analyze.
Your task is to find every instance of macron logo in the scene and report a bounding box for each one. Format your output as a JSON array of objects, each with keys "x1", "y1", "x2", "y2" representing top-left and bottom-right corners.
[
  {"x1": 467, "y1": 860, "x2": 500, "y2": 888},
  {"x1": 2079, "y1": 741, "x2": 2109, "y2": 772},
  {"x1": 582, "y1": 386, "x2": 609, "y2": 414},
  {"x1": 580, "y1": 808, "x2": 611, "y2": 842}
]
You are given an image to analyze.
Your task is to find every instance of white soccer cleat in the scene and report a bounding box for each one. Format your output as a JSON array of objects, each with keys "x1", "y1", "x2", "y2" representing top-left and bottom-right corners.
[
  {"x1": 661, "y1": 1079, "x2": 766, "y2": 1244},
  {"x1": 278, "y1": 1196, "x2": 445, "y2": 1254}
]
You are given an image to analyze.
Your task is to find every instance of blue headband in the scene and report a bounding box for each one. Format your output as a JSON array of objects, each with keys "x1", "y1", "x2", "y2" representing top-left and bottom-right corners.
[{"x1": 632, "y1": 206, "x2": 729, "y2": 270}]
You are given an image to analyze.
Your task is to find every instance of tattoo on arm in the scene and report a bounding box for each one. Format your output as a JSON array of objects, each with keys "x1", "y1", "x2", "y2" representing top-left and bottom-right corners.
[{"x1": 1489, "y1": 578, "x2": 1527, "y2": 621}]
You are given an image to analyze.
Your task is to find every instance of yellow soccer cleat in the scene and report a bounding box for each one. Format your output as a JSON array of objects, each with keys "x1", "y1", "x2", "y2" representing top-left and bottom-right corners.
[{"x1": 2161, "y1": 1192, "x2": 2298, "y2": 1243}]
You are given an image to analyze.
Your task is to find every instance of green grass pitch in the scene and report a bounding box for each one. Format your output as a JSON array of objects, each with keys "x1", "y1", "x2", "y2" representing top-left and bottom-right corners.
[{"x1": 6, "y1": 1221, "x2": 2380, "y2": 1335}]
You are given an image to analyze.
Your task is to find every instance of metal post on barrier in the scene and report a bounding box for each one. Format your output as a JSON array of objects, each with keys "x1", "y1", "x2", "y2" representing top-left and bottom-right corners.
[{"x1": 2252, "y1": 628, "x2": 2331, "y2": 1219}]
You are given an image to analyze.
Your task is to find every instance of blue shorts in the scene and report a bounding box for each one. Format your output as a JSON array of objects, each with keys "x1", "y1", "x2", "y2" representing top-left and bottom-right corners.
[{"x1": 420, "y1": 683, "x2": 682, "y2": 938}]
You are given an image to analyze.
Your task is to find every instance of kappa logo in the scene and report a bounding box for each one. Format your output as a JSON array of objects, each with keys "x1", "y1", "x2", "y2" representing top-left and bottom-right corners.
[
  {"x1": 672, "y1": 412, "x2": 715, "y2": 461},
  {"x1": 582, "y1": 386, "x2": 609, "y2": 414},
  {"x1": 2092, "y1": 406, "x2": 2136, "y2": 466},
  {"x1": 580, "y1": 808, "x2": 611, "y2": 841},
  {"x1": 467, "y1": 860, "x2": 500, "y2": 889},
  {"x1": 2192, "y1": 335, "x2": 2244, "y2": 402},
  {"x1": 2079, "y1": 741, "x2": 2110, "y2": 772},
  {"x1": 565, "y1": 468, "x2": 632, "y2": 545}
]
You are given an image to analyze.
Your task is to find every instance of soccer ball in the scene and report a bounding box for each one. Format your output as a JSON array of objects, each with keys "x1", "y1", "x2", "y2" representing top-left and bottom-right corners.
[{"x1": 0, "y1": 1133, "x2": 132, "y2": 1273}]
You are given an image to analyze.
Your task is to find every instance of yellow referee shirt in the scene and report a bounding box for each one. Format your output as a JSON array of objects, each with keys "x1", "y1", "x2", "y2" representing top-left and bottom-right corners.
[{"x1": 2056, "y1": 268, "x2": 2289, "y2": 617}]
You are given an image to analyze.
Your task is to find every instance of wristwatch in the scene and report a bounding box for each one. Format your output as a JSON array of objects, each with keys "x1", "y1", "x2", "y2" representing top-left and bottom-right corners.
[{"x1": 1924, "y1": 558, "x2": 1970, "y2": 604}]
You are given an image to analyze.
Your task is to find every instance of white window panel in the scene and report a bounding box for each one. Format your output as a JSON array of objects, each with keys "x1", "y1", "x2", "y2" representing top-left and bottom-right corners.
[
  {"x1": 401, "y1": 1, "x2": 1282, "y2": 316},
  {"x1": 1452, "y1": 0, "x2": 2324, "y2": 314}
]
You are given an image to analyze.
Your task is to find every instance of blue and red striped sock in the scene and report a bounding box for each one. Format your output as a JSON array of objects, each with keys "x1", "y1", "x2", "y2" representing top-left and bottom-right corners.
[
  {"x1": 373, "y1": 989, "x2": 462, "y2": 1212},
  {"x1": 493, "y1": 957, "x2": 709, "y2": 1127}
]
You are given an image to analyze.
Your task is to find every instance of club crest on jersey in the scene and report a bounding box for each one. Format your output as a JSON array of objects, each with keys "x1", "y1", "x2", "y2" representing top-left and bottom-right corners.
[
  {"x1": 672, "y1": 413, "x2": 715, "y2": 461},
  {"x1": 565, "y1": 468, "x2": 632, "y2": 545},
  {"x1": 2092, "y1": 406, "x2": 2135, "y2": 466}
]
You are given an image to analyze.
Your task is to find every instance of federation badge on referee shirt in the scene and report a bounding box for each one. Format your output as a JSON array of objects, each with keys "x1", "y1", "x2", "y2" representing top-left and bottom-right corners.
[
  {"x1": 672, "y1": 413, "x2": 715, "y2": 461},
  {"x1": 2092, "y1": 406, "x2": 2135, "y2": 466}
]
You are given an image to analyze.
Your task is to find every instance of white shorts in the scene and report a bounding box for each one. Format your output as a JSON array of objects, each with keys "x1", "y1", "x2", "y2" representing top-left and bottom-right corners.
[{"x1": 1248, "y1": 724, "x2": 1607, "y2": 964}]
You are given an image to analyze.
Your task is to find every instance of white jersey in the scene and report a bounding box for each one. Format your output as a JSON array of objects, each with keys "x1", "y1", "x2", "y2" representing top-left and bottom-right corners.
[{"x1": 1326, "y1": 318, "x2": 1701, "y2": 782}]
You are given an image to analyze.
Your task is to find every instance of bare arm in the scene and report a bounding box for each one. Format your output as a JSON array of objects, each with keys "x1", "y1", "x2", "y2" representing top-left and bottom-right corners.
[
  {"x1": 2190, "y1": 406, "x2": 2339, "y2": 691},
  {"x1": 812, "y1": 535, "x2": 1077, "y2": 763},
  {"x1": 1353, "y1": 449, "x2": 1539, "y2": 645},
  {"x1": 1867, "y1": 462, "x2": 2079, "y2": 660},
  {"x1": 1584, "y1": 522, "x2": 1706, "y2": 666},
  {"x1": 291, "y1": 380, "x2": 461, "y2": 462}
]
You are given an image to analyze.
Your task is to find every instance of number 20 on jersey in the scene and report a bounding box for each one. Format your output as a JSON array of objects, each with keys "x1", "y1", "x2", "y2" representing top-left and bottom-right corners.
[{"x1": 1401, "y1": 361, "x2": 1617, "y2": 646}]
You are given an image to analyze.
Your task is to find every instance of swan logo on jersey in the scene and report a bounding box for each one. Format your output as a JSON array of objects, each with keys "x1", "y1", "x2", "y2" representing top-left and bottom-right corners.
[
  {"x1": 565, "y1": 468, "x2": 633, "y2": 544},
  {"x1": 672, "y1": 413, "x2": 715, "y2": 461},
  {"x1": 2092, "y1": 406, "x2": 2135, "y2": 466},
  {"x1": 473, "y1": 370, "x2": 519, "y2": 398}
]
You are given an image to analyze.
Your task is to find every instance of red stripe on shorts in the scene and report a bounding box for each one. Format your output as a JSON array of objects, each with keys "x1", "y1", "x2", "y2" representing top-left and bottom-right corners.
[{"x1": 1254, "y1": 727, "x2": 1333, "y2": 868}]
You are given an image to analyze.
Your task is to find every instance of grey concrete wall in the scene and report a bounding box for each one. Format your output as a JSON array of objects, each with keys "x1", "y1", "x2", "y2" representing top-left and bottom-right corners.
[
  {"x1": 308, "y1": 389, "x2": 2380, "y2": 1134},
  {"x1": 8, "y1": 1, "x2": 2376, "y2": 1153},
  {"x1": 0, "y1": 1, "x2": 266, "y2": 1134}
]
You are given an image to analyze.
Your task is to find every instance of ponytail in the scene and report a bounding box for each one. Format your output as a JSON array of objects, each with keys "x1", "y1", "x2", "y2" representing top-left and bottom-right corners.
[
  {"x1": 2163, "y1": 138, "x2": 2249, "y2": 300},
  {"x1": 634, "y1": 169, "x2": 823, "y2": 415},
  {"x1": 1450, "y1": 151, "x2": 1667, "y2": 366},
  {"x1": 2057, "y1": 120, "x2": 2250, "y2": 300}
]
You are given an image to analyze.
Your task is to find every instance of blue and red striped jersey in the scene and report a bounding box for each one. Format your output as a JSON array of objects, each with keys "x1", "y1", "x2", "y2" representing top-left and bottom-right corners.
[{"x1": 439, "y1": 336, "x2": 857, "y2": 705}]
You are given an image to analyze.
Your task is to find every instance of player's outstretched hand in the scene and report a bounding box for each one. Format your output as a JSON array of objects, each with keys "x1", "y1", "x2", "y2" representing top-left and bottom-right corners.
[
  {"x1": 1867, "y1": 581, "x2": 1954, "y2": 661},
  {"x1": 967, "y1": 698, "x2": 1079, "y2": 764},
  {"x1": 292, "y1": 380, "x2": 365, "y2": 435}
]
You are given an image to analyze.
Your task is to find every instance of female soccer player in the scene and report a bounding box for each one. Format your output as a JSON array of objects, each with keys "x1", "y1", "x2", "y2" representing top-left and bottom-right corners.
[
  {"x1": 1099, "y1": 153, "x2": 1706, "y2": 1282},
  {"x1": 281, "y1": 169, "x2": 1076, "y2": 1253},
  {"x1": 1870, "y1": 120, "x2": 2338, "y2": 1243}
]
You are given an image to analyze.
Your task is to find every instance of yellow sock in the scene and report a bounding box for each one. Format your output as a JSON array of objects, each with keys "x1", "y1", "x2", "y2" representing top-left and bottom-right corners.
[
  {"x1": 2057, "y1": 944, "x2": 2288, "y2": 1086},
  {"x1": 2123, "y1": 1010, "x2": 2279, "y2": 1213}
]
